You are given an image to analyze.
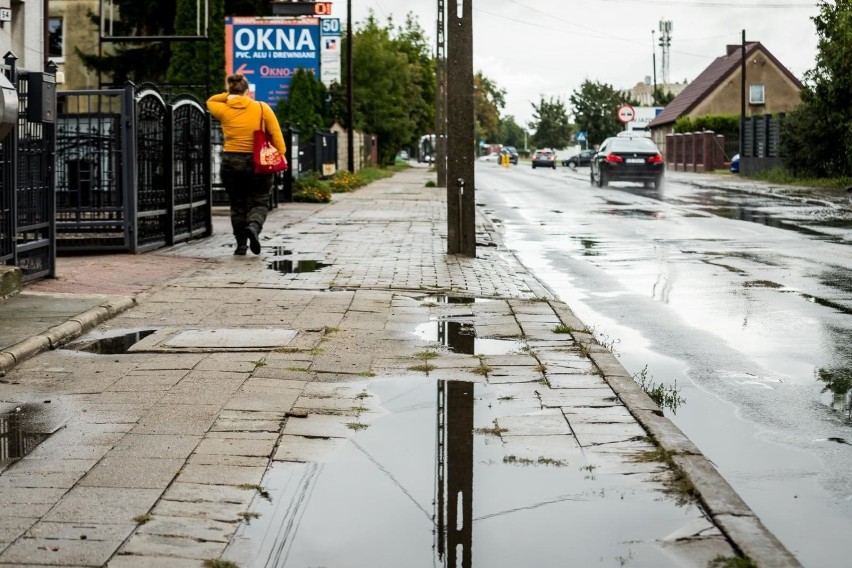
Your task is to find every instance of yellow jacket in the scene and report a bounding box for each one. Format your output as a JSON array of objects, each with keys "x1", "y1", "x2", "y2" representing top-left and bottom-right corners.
[{"x1": 206, "y1": 93, "x2": 286, "y2": 156}]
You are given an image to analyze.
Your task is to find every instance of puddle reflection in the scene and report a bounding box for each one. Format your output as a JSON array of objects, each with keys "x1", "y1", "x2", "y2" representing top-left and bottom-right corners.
[
  {"x1": 65, "y1": 330, "x2": 156, "y2": 354},
  {"x1": 0, "y1": 404, "x2": 52, "y2": 471},
  {"x1": 818, "y1": 367, "x2": 852, "y2": 423},
  {"x1": 267, "y1": 260, "x2": 331, "y2": 274},
  {"x1": 413, "y1": 321, "x2": 523, "y2": 356},
  {"x1": 225, "y1": 377, "x2": 698, "y2": 568}
]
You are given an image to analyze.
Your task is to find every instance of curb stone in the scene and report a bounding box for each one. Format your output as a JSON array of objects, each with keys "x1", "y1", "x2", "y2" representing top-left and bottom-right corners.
[{"x1": 0, "y1": 296, "x2": 136, "y2": 374}]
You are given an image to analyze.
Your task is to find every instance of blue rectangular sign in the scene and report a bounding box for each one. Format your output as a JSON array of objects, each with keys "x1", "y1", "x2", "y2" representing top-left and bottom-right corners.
[{"x1": 225, "y1": 17, "x2": 321, "y2": 107}]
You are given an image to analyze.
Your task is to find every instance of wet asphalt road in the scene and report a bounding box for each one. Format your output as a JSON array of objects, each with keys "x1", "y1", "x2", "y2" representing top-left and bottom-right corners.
[{"x1": 475, "y1": 162, "x2": 852, "y2": 568}]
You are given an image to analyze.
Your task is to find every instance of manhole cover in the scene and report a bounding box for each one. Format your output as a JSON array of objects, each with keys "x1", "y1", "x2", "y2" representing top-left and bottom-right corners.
[{"x1": 128, "y1": 328, "x2": 299, "y2": 352}]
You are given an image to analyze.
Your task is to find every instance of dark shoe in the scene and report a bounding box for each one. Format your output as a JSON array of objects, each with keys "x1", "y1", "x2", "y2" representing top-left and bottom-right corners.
[
  {"x1": 234, "y1": 244, "x2": 247, "y2": 256},
  {"x1": 246, "y1": 224, "x2": 261, "y2": 255}
]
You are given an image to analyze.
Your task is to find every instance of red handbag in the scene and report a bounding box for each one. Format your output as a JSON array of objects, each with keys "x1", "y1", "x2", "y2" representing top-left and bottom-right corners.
[{"x1": 253, "y1": 102, "x2": 288, "y2": 174}]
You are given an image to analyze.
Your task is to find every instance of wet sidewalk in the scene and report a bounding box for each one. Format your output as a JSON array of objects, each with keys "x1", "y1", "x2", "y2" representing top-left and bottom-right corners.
[{"x1": 0, "y1": 168, "x2": 798, "y2": 567}]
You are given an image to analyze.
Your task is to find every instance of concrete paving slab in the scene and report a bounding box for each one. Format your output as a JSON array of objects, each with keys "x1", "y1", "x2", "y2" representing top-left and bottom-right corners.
[
  {"x1": 136, "y1": 516, "x2": 237, "y2": 543},
  {"x1": 24, "y1": 521, "x2": 137, "y2": 542},
  {"x1": 496, "y1": 410, "x2": 572, "y2": 436},
  {"x1": 110, "y1": 434, "x2": 200, "y2": 460},
  {"x1": 43, "y1": 487, "x2": 161, "y2": 524},
  {"x1": 162, "y1": 482, "x2": 255, "y2": 506},
  {"x1": 281, "y1": 413, "x2": 358, "y2": 438},
  {"x1": 78, "y1": 456, "x2": 183, "y2": 489},
  {"x1": 501, "y1": 434, "x2": 583, "y2": 462},
  {"x1": 118, "y1": 533, "x2": 226, "y2": 560},
  {"x1": 187, "y1": 454, "x2": 268, "y2": 468},
  {"x1": 272, "y1": 434, "x2": 347, "y2": 463},
  {"x1": 570, "y1": 421, "x2": 648, "y2": 447},
  {"x1": 151, "y1": 499, "x2": 251, "y2": 524},
  {"x1": 547, "y1": 373, "x2": 608, "y2": 389},
  {"x1": 0, "y1": 517, "x2": 36, "y2": 545},
  {"x1": 539, "y1": 389, "x2": 623, "y2": 408},
  {"x1": 562, "y1": 405, "x2": 637, "y2": 424},
  {"x1": 0, "y1": 470, "x2": 85, "y2": 490},
  {"x1": 107, "y1": 554, "x2": 203, "y2": 568},
  {"x1": 0, "y1": 535, "x2": 122, "y2": 566},
  {"x1": 177, "y1": 464, "x2": 266, "y2": 487},
  {"x1": 131, "y1": 405, "x2": 220, "y2": 436},
  {"x1": 194, "y1": 435, "x2": 277, "y2": 458}
]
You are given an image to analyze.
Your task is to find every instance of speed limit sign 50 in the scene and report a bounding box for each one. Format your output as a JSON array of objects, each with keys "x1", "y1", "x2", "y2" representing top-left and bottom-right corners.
[{"x1": 617, "y1": 104, "x2": 635, "y2": 124}]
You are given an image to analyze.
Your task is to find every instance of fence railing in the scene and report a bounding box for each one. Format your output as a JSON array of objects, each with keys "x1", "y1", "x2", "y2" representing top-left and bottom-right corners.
[
  {"x1": 740, "y1": 114, "x2": 786, "y2": 175},
  {"x1": 56, "y1": 84, "x2": 212, "y2": 253},
  {"x1": 664, "y1": 131, "x2": 727, "y2": 173},
  {"x1": 0, "y1": 54, "x2": 56, "y2": 283}
]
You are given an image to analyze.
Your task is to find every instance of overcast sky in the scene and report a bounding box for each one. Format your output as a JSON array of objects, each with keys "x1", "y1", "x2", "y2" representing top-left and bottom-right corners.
[{"x1": 331, "y1": 0, "x2": 820, "y2": 127}]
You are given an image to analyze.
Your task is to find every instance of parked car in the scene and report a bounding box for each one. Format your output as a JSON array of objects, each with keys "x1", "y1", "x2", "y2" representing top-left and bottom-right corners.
[
  {"x1": 590, "y1": 136, "x2": 665, "y2": 189},
  {"x1": 501, "y1": 146, "x2": 519, "y2": 165},
  {"x1": 730, "y1": 154, "x2": 740, "y2": 173},
  {"x1": 531, "y1": 149, "x2": 556, "y2": 169},
  {"x1": 562, "y1": 149, "x2": 595, "y2": 168},
  {"x1": 397, "y1": 150, "x2": 409, "y2": 161}
]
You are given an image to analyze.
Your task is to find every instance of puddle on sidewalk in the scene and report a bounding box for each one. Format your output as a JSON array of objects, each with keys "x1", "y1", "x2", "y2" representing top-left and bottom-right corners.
[
  {"x1": 413, "y1": 321, "x2": 524, "y2": 355},
  {"x1": 267, "y1": 260, "x2": 331, "y2": 274},
  {"x1": 0, "y1": 403, "x2": 58, "y2": 471},
  {"x1": 224, "y1": 377, "x2": 708, "y2": 568},
  {"x1": 63, "y1": 330, "x2": 157, "y2": 354}
]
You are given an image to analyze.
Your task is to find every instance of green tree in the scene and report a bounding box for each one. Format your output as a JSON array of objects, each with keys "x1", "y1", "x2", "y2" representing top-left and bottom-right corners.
[
  {"x1": 475, "y1": 72, "x2": 506, "y2": 142},
  {"x1": 345, "y1": 12, "x2": 435, "y2": 165},
  {"x1": 653, "y1": 88, "x2": 676, "y2": 106},
  {"x1": 276, "y1": 68, "x2": 326, "y2": 138},
  {"x1": 497, "y1": 115, "x2": 527, "y2": 149},
  {"x1": 167, "y1": 0, "x2": 225, "y2": 96},
  {"x1": 569, "y1": 80, "x2": 629, "y2": 146},
  {"x1": 79, "y1": 0, "x2": 268, "y2": 88},
  {"x1": 782, "y1": 0, "x2": 852, "y2": 177},
  {"x1": 528, "y1": 96, "x2": 571, "y2": 149}
]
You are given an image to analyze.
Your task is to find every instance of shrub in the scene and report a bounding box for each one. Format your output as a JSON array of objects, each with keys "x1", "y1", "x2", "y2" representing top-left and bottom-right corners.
[
  {"x1": 293, "y1": 171, "x2": 331, "y2": 203},
  {"x1": 328, "y1": 170, "x2": 362, "y2": 193}
]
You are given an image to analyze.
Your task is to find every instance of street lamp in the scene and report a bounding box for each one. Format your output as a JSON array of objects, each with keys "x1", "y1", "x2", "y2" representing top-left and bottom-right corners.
[{"x1": 346, "y1": 0, "x2": 354, "y2": 172}]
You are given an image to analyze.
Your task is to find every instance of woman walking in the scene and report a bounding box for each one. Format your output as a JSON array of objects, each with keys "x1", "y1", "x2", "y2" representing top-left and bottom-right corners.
[{"x1": 207, "y1": 74, "x2": 286, "y2": 255}]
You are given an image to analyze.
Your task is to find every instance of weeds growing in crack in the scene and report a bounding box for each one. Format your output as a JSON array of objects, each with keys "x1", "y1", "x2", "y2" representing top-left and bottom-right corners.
[
  {"x1": 710, "y1": 556, "x2": 757, "y2": 568},
  {"x1": 237, "y1": 484, "x2": 271, "y2": 501},
  {"x1": 132, "y1": 514, "x2": 152, "y2": 524},
  {"x1": 474, "y1": 419, "x2": 508, "y2": 436},
  {"x1": 203, "y1": 560, "x2": 240, "y2": 568},
  {"x1": 410, "y1": 363, "x2": 436, "y2": 373},
  {"x1": 414, "y1": 350, "x2": 439, "y2": 361},
  {"x1": 633, "y1": 365, "x2": 685, "y2": 414}
]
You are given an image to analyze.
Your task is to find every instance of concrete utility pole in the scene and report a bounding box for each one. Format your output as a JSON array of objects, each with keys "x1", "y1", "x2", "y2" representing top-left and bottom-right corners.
[
  {"x1": 740, "y1": 29, "x2": 746, "y2": 165},
  {"x1": 658, "y1": 20, "x2": 672, "y2": 85},
  {"x1": 346, "y1": 0, "x2": 354, "y2": 172},
  {"x1": 435, "y1": 0, "x2": 447, "y2": 188},
  {"x1": 446, "y1": 0, "x2": 475, "y2": 257}
]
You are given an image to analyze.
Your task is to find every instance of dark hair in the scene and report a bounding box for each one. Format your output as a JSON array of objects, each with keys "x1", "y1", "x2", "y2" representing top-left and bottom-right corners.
[{"x1": 227, "y1": 73, "x2": 249, "y2": 95}]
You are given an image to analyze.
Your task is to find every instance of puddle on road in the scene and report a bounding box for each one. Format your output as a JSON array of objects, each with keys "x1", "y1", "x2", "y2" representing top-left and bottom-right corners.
[
  {"x1": 703, "y1": 206, "x2": 844, "y2": 242},
  {"x1": 63, "y1": 330, "x2": 156, "y2": 354},
  {"x1": 0, "y1": 403, "x2": 57, "y2": 471},
  {"x1": 601, "y1": 208, "x2": 665, "y2": 220},
  {"x1": 267, "y1": 260, "x2": 331, "y2": 274},
  {"x1": 224, "y1": 377, "x2": 704, "y2": 568}
]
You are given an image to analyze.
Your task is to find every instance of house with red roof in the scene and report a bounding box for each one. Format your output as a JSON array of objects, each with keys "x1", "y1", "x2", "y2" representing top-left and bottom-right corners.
[{"x1": 648, "y1": 42, "x2": 804, "y2": 154}]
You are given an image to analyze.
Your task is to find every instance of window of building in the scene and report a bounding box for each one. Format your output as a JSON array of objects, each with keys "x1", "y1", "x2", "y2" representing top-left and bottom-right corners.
[
  {"x1": 48, "y1": 17, "x2": 64, "y2": 62},
  {"x1": 749, "y1": 84, "x2": 765, "y2": 105}
]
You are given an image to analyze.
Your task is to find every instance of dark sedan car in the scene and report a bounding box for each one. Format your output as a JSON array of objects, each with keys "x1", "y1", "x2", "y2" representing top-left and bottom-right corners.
[
  {"x1": 590, "y1": 136, "x2": 665, "y2": 189},
  {"x1": 531, "y1": 149, "x2": 556, "y2": 169},
  {"x1": 562, "y1": 149, "x2": 595, "y2": 168}
]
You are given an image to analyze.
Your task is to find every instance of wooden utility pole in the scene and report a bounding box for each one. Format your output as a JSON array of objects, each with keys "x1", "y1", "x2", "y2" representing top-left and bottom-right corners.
[{"x1": 435, "y1": 0, "x2": 447, "y2": 188}]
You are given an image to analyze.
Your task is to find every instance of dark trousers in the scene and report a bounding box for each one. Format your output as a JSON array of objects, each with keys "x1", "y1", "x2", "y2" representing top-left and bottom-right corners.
[{"x1": 221, "y1": 152, "x2": 273, "y2": 241}]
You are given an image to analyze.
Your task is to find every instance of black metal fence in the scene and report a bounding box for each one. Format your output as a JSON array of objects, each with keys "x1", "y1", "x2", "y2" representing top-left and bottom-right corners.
[
  {"x1": 741, "y1": 114, "x2": 786, "y2": 175},
  {"x1": 55, "y1": 84, "x2": 212, "y2": 252},
  {"x1": 0, "y1": 55, "x2": 57, "y2": 283}
]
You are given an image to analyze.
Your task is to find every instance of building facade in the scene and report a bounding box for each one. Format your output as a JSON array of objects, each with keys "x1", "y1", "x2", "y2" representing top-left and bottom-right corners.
[
  {"x1": 47, "y1": 0, "x2": 102, "y2": 89},
  {"x1": 0, "y1": 0, "x2": 46, "y2": 70}
]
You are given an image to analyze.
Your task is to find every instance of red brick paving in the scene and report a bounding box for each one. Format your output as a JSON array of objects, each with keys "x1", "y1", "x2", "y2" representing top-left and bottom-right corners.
[{"x1": 24, "y1": 254, "x2": 204, "y2": 296}]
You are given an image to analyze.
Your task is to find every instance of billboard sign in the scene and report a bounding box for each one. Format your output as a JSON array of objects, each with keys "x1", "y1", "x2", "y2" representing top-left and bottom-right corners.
[
  {"x1": 225, "y1": 17, "x2": 320, "y2": 106},
  {"x1": 320, "y1": 18, "x2": 341, "y2": 87}
]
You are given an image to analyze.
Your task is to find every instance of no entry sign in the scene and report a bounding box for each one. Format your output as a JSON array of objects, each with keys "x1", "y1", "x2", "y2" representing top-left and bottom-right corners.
[{"x1": 617, "y1": 104, "x2": 636, "y2": 124}]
